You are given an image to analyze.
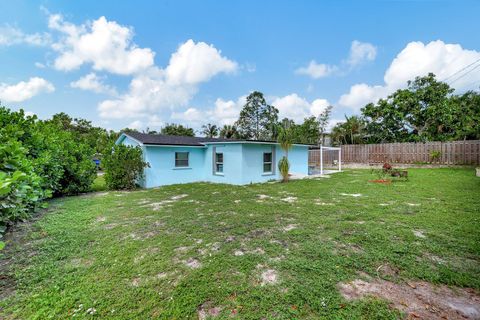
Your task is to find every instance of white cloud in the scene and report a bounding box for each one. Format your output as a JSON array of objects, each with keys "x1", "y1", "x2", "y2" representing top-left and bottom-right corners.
[
  {"x1": 98, "y1": 68, "x2": 195, "y2": 119},
  {"x1": 347, "y1": 40, "x2": 377, "y2": 67},
  {"x1": 171, "y1": 107, "x2": 203, "y2": 124},
  {"x1": 295, "y1": 61, "x2": 337, "y2": 79},
  {"x1": 339, "y1": 83, "x2": 390, "y2": 111},
  {"x1": 49, "y1": 14, "x2": 154, "y2": 75},
  {"x1": 127, "y1": 120, "x2": 143, "y2": 130},
  {"x1": 0, "y1": 25, "x2": 51, "y2": 46},
  {"x1": 70, "y1": 73, "x2": 117, "y2": 95},
  {"x1": 172, "y1": 95, "x2": 246, "y2": 128},
  {"x1": 0, "y1": 77, "x2": 54, "y2": 102},
  {"x1": 98, "y1": 40, "x2": 238, "y2": 119},
  {"x1": 272, "y1": 94, "x2": 330, "y2": 123},
  {"x1": 35, "y1": 62, "x2": 46, "y2": 68},
  {"x1": 339, "y1": 40, "x2": 480, "y2": 110},
  {"x1": 165, "y1": 39, "x2": 237, "y2": 85},
  {"x1": 210, "y1": 96, "x2": 246, "y2": 125},
  {"x1": 296, "y1": 40, "x2": 377, "y2": 79},
  {"x1": 122, "y1": 116, "x2": 164, "y2": 132}
]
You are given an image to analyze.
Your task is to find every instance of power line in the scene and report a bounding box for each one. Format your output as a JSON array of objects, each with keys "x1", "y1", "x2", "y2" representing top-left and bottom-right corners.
[
  {"x1": 440, "y1": 57, "x2": 480, "y2": 82},
  {"x1": 448, "y1": 63, "x2": 480, "y2": 86},
  {"x1": 462, "y1": 79, "x2": 480, "y2": 91}
]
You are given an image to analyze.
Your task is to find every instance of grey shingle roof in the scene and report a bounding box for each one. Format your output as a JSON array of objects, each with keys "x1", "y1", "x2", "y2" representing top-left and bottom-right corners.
[{"x1": 125, "y1": 132, "x2": 239, "y2": 146}]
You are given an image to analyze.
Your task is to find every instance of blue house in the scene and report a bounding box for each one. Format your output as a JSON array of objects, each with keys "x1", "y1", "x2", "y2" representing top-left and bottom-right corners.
[{"x1": 116, "y1": 132, "x2": 310, "y2": 188}]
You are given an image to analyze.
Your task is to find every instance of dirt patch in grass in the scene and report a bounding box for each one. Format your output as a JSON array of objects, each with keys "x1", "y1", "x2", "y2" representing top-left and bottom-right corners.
[
  {"x1": 340, "y1": 193, "x2": 362, "y2": 197},
  {"x1": 260, "y1": 269, "x2": 279, "y2": 286},
  {"x1": 184, "y1": 258, "x2": 201, "y2": 269},
  {"x1": 282, "y1": 224, "x2": 297, "y2": 232},
  {"x1": 413, "y1": 230, "x2": 426, "y2": 238},
  {"x1": 339, "y1": 278, "x2": 480, "y2": 319},
  {"x1": 198, "y1": 302, "x2": 222, "y2": 320},
  {"x1": 68, "y1": 258, "x2": 94, "y2": 268},
  {"x1": 281, "y1": 196, "x2": 297, "y2": 203},
  {"x1": 257, "y1": 194, "x2": 272, "y2": 200}
]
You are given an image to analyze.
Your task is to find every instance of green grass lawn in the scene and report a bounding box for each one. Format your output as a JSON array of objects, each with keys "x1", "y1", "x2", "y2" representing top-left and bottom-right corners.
[
  {"x1": 1, "y1": 168, "x2": 479, "y2": 319},
  {"x1": 90, "y1": 174, "x2": 107, "y2": 192}
]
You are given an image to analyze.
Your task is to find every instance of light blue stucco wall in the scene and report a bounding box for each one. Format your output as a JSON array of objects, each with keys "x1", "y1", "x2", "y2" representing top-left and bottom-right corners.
[
  {"x1": 143, "y1": 146, "x2": 206, "y2": 188},
  {"x1": 241, "y1": 144, "x2": 279, "y2": 184},
  {"x1": 203, "y1": 144, "x2": 244, "y2": 185},
  {"x1": 240, "y1": 144, "x2": 309, "y2": 184},
  {"x1": 287, "y1": 145, "x2": 309, "y2": 176},
  {"x1": 120, "y1": 135, "x2": 141, "y2": 147},
  {"x1": 116, "y1": 134, "x2": 309, "y2": 187}
]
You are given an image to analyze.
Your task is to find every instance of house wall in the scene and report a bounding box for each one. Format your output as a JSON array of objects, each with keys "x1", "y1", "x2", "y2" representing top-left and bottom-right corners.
[
  {"x1": 203, "y1": 144, "x2": 244, "y2": 184},
  {"x1": 241, "y1": 144, "x2": 279, "y2": 184},
  {"x1": 240, "y1": 144, "x2": 309, "y2": 184},
  {"x1": 116, "y1": 133, "x2": 309, "y2": 188},
  {"x1": 288, "y1": 145, "x2": 310, "y2": 175},
  {"x1": 143, "y1": 146, "x2": 206, "y2": 188},
  {"x1": 121, "y1": 135, "x2": 141, "y2": 147}
]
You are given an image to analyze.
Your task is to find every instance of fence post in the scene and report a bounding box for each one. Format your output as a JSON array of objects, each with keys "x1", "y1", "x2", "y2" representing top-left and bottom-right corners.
[
  {"x1": 339, "y1": 148, "x2": 342, "y2": 172},
  {"x1": 320, "y1": 145, "x2": 323, "y2": 175}
]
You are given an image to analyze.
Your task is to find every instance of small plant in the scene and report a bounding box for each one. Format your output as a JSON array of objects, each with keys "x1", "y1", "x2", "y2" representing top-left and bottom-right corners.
[
  {"x1": 430, "y1": 150, "x2": 441, "y2": 162},
  {"x1": 103, "y1": 145, "x2": 149, "y2": 190},
  {"x1": 382, "y1": 163, "x2": 392, "y2": 173},
  {"x1": 278, "y1": 156, "x2": 290, "y2": 182},
  {"x1": 277, "y1": 127, "x2": 293, "y2": 183}
]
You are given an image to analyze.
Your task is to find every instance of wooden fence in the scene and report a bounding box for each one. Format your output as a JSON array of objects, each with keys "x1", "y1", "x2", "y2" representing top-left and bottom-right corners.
[{"x1": 309, "y1": 140, "x2": 480, "y2": 166}]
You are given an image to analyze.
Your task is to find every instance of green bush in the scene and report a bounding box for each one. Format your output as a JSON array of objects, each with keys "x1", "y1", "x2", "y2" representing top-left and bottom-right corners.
[
  {"x1": 430, "y1": 150, "x2": 441, "y2": 162},
  {"x1": 103, "y1": 145, "x2": 149, "y2": 190},
  {"x1": 0, "y1": 107, "x2": 98, "y2": 243},
  {"x1": 0, "y1": 136, "x2": 48, "y2": 232}
]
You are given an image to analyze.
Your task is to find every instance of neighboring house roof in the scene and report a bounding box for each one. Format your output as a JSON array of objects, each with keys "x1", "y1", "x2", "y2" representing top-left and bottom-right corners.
[{"x1": 120, "y1": 132, "x2": 312, "y2": 147}]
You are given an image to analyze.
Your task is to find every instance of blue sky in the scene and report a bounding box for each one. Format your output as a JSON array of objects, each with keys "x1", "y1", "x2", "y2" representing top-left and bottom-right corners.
[{"x1": 1, "y1": 0, "x2": 479, "y2": 132}]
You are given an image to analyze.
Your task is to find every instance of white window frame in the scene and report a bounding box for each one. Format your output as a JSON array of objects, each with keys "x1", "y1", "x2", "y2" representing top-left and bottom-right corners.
[
  {"x1": 263, "y1": 152, "x2": 273, "y2": 173},
  {"x1": 215, "y1": 152, "x2": 224, "y2": 174},
  {"x1": 175, "y1": 152, "x2": 189, "y2": 167}
]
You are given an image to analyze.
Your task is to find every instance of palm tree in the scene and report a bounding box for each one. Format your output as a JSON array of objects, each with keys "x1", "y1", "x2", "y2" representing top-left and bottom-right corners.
[
  {"x1": 331, "y1": 115, "x2": 365, "y2": 145},
  {"x1": 219, "y1": 125, "x2": 238, "y2": 139},
  {"x1": 277, "y1": 127, "x2": 293, "y2": 182},
  {"x1": 201, "y1": 123, "x2": 219, "y2": 138}
]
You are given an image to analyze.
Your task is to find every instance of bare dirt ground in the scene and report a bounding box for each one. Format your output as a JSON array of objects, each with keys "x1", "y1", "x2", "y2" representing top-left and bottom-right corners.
[{"x1": 339, "y1": 277, "x2": 480, "y2": 319}]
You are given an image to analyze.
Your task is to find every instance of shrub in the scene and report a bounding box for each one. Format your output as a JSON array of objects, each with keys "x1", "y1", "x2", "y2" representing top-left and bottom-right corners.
[
  {"x1": 430, "y1": 150, "x2": 441, "y2": 162},
  {"x1": 278, "y1": 156, "x2": 290, "y2": 182},
  {"x1": 0, "y1": 107, "x2": 98, "y2": 243},
  {"x1": 382, "y1": 162, "x2": 392, "y2": 172},
  {"x1": 0, "y1": 137, "x2": 48, "y2": 230},
  {"x1": 103, "y1": 145, "x2": 149, "y2": 190}
]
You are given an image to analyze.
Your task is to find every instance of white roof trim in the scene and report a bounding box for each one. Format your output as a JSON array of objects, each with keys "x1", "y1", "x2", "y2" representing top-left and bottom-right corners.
[{"x1": 203, "y1": 141, "x2": 311, "y2": 147}]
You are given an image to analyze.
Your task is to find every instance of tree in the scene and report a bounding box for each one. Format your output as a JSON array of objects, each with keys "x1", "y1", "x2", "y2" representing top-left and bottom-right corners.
[
  {"x1": 219, "y1": 125, "x2": 239, "y2": 139},
  {"x1": 160, "y1": 123, "x2": 195, "y2": 137},
  {"x1": 295, "y1": 116, "x2": 321, "y2": 145},
  {"x1": 277, "y1": 127, "x2": 293, "y2": 182},
  {"x1": 362, "y1": 73, "x2": 462, "y2": 143},
  {"x1": 48, "y1": 112, "x2": 116, "y2": 156},
  {"x1": 450, "y1": 90, "x2": 480, "y2": 140},
  {"x1": 331, "y1": 115, "x2": 365, "y2": 145},
  {"x1": 235, "y1": 91, "x2": 279, "y2": 140},
  {"x1": 317, "y1": 105, "x2": 333, "y2": 145},
  {"x1": 103, "y1": 145, "x2": 149, "y2": 190},
  {"x1": 201, "y1": 123, "x2": 219, "y2": 138}
]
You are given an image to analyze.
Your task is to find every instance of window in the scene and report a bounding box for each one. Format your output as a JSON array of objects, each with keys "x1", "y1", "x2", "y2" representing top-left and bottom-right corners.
[
  {"x1": 215, "y1": 153, "x2": 224, "y2": 173},
  {"x1": 263, "y1": 152, "x2": 272, "y2": 173},
  {"x1": 175, "y1": 152, "x2": 189, "y2": 167}
]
